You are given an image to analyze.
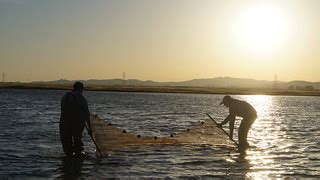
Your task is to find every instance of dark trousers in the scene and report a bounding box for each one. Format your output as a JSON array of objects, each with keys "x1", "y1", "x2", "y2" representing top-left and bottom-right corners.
[
  {"x1": 238, "y1": 113, "x2": 257, "y2": 148},
  {"x1": 59, "y1": 119, "x2": 85, "y2": 156}
]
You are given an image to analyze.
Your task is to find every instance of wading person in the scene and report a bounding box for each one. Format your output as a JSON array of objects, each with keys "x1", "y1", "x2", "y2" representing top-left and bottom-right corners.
[
  {"x1": 218, "y1": 95, "x2": 257, "y2": 150},
  {"x1": 60, "y1": 82, "x2": 92, "y2": 158}
]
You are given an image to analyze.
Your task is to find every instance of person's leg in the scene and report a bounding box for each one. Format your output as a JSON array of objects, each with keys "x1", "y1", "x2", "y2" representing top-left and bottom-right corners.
[
  {"x1": 59, "y1": 120, "x2": 73, "y2": 157},
  {"x1": 72, "y1": 121, "x2": 85, "y2": 155},
  {"x1": 238, "y1": 116, "x2": 255, "y2": 149}
]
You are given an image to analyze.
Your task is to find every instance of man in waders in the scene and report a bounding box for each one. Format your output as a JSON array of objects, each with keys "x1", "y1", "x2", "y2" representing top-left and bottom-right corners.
[
  {"x1": 60, "y1": 82, "x2": 92, "y2": 158},
  {"x1": 218, "y1": 95, "x2": 257, "y2": 150}
]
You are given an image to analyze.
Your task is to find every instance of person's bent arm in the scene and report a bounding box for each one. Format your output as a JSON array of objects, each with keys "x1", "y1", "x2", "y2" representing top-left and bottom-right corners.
[
  {"x1": 220, "y1": 114, "x2": 233, "y2": 126},
  {"x1": 219, "y1": 114, "x2": 236, "y2": 139},
  {"x1": 228, "y1": 116, "x2": 236, "y2": 139},
  {"x1": 80, "y1": 96, "x2": 92, "y2": 135}
]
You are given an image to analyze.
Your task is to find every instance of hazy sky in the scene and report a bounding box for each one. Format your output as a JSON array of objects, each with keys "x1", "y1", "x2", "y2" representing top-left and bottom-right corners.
[{"x1": 1, "y1": 0, "x2": 320, "y2": 82}]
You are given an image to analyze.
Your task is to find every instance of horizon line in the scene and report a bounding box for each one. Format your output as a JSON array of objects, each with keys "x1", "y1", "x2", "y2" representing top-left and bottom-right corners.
[{"x1": 26, "y1": 76, "x2": 320, "y2": 83}]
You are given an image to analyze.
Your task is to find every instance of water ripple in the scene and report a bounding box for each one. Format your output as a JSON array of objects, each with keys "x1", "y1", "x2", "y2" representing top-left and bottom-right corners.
[{"x1": 0, "y1": 90, "x2": 319, "y2": 178}]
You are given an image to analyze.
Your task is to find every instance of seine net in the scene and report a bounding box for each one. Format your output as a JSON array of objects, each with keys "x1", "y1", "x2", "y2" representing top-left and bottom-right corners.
[{"x1": 87, "y1": 114, "x2": 236, "y2": 156}]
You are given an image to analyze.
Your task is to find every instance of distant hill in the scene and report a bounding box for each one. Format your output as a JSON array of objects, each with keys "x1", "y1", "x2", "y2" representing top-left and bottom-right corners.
[{"x1": 33, "y1": 77, "x2": 320, "y2": 89}]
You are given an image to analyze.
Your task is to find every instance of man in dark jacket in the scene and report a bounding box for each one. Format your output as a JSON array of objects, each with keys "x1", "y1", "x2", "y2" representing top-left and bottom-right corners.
[
  {"x1": 60, "y1": 82, "x2": 91, "y2": 157},
  {"x1": 218, "y1": 95, "x2": 257, "y2": 150}
]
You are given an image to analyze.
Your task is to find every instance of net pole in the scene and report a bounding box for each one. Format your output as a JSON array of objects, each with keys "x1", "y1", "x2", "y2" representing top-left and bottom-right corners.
[
  {"x1": 85, "y1": 122, "x2": 104, "y2": 158},
  {"x1": 206, "y1": 113, "x2": 238, "y2": 146}
]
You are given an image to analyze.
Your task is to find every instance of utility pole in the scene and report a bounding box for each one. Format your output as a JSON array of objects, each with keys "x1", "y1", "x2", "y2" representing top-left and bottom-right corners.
[
  {"x1": 122, "y1": 72, "x2": 126, "y2": 86},
  {"x1": 2, "y1": 72, "x2": 4, "y2": 83}
]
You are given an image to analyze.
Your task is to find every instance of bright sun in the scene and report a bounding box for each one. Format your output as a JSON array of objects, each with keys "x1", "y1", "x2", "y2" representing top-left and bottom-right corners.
[{"x1": 232, "y1": 6, "x2": 289, "y2": 54}]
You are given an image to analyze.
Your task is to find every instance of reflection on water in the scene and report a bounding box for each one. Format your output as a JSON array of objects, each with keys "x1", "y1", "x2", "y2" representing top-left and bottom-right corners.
[
  {"x1": 245, "y1": 96, "x2": 280, "y2": 178},
  {"x1": 0, "y1": 90, "x2": 319, "y2": 178},
  {"x1": 60, "y1": 157, "x2": 84, "y2": 179},
  {"x1": 238, "y1": 95, "x2": 320, "y2": 178}
]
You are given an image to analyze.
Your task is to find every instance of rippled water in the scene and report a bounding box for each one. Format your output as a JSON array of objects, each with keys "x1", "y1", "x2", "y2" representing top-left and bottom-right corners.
[{"x1": 0, "y1": 89, "x2": 319, "y2": 178}]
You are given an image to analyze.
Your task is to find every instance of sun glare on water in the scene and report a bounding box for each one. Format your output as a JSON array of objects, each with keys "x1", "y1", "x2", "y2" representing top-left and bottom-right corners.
[{"x1": 231, "y1": 5, "x2": 291, "y2": 55}]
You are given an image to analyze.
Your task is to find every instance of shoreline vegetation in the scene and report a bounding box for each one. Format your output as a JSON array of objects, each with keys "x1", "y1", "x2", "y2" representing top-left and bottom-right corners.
[{"x1": 1, "y1": 82, "x2": 320, "y2": 96}]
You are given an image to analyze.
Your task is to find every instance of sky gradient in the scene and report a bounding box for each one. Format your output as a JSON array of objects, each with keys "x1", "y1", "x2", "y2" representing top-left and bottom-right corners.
[{"x1": 1, "y1": 0, "x2": 320, "y2": 82}]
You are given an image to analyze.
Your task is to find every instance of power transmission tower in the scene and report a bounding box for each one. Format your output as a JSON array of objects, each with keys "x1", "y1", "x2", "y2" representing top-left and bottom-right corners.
[{"x1": 273, "y1": 74, "x2": 278, "y2": 89}]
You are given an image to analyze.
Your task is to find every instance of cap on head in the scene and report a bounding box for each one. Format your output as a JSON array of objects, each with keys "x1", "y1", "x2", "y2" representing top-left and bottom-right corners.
[
  {"x1": 220, "y1": 95, "x2": 232, "y2": 105},
  {"x1": 73, "y1": 81, "x2": 85, "y2": 91}
]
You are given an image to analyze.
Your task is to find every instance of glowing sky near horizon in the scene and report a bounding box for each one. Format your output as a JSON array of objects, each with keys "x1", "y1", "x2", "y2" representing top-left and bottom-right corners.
[{"x1": 0, "y1": 0, "x2": 320, "y2": 82}]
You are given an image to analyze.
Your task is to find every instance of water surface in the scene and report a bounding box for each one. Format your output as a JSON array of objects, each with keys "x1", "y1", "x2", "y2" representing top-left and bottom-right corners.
[{"x1": 0, "y1": 89, "x2": 319, "y2": 178}]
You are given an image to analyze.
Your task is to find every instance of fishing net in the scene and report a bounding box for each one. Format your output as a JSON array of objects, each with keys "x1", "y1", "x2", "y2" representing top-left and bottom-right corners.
[{"x1": 87, "y1": 114, "x2": 236, "y2": 156}]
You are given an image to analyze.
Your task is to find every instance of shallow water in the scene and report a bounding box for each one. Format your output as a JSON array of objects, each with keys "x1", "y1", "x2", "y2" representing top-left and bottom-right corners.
[{"x1": 0, "y1": 89, "x2": 319, "y2": 178}]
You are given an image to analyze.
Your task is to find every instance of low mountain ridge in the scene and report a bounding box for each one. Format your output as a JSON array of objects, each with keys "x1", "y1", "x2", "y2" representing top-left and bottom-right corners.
[{"x1": 33, "y1": 77, "x2": 320, "y2": 89}]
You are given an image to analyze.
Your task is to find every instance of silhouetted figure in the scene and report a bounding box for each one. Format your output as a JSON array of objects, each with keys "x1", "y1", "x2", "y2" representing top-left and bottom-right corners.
[
  {"x1": 60, "y1": 82, "x2": 92, "y2": 158},
  {"x1": 218, "y1": 95, "x2": 257, "y2": 150}
]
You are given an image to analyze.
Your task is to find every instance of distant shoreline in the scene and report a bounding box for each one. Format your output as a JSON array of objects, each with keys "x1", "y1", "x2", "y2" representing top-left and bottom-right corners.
[{"x1": 1, "y1": 83, "x2": 320, "y2": 96}]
